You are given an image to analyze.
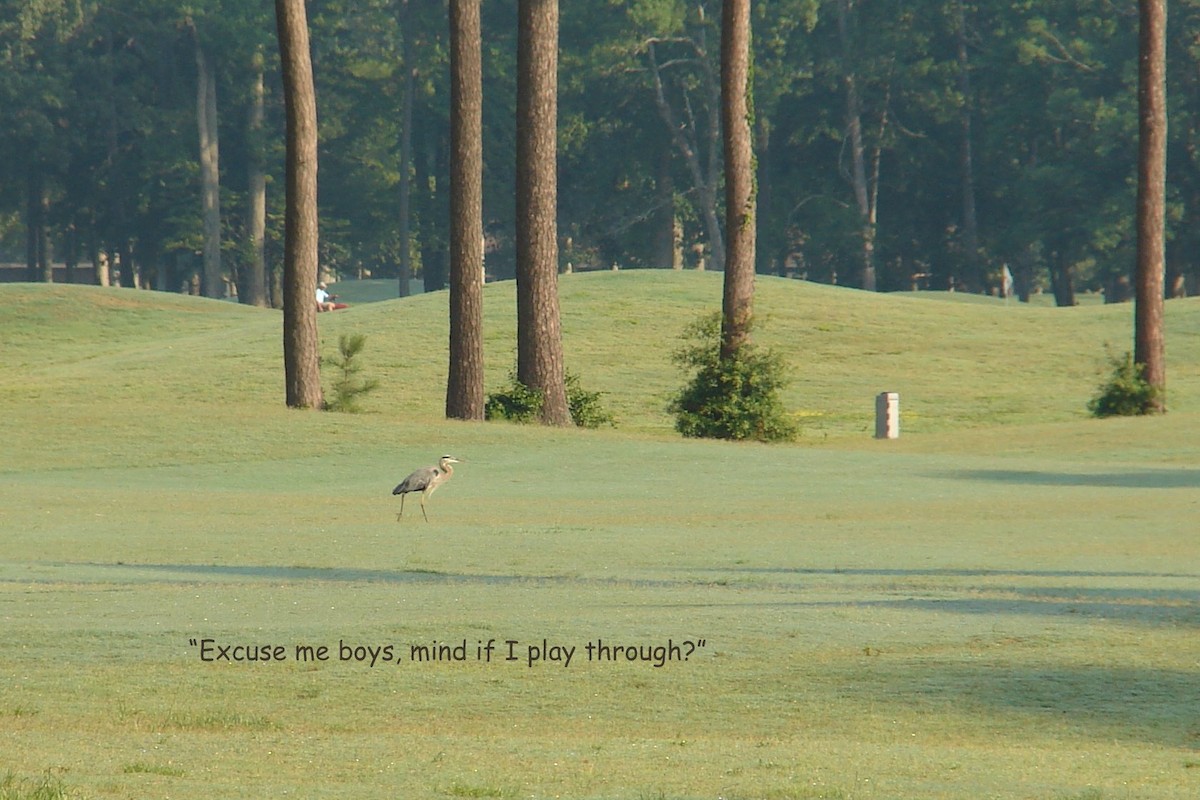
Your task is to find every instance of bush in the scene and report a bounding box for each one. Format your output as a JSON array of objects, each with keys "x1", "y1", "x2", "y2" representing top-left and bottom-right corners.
[
  {"x1": 486, "y1": 369, "x2": 614, "y2": 428},
  {"x1": 668, "y1": 314, "x2": 798, "y2": 442},
  {"x1": 1088, "y1": 350, "x2": 1160, "y2": 418},
  {"x1": 565, "y1": 370, "x2": 615, "y2": 428},
  {"x1": 322, "y1": 333, "x2": 380, "y2": 413},
  {"x1": 485, "y1": 372, "x2": 544, "y2": 424}
]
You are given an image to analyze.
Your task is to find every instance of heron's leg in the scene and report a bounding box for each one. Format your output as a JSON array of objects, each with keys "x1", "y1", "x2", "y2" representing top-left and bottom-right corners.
[
  {"x1": 396, "y1": 494, "x2": 406, "y2": 522},
  {"x1": 420, "y1": 493, "x2": 430, "y2": 523}
]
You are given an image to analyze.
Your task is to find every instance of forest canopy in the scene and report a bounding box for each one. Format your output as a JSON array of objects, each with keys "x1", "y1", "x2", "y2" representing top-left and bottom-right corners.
[{"x1": 2, "y1": 0, "x2": 1198, "y2": 304}]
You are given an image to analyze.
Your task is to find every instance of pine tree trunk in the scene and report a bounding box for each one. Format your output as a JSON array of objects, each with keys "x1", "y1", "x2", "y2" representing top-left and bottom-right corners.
[
  {"x1": 26, "y1": 170, "x2": 52, "y2": 282},
  {"x1": 1135, "y1": 0, "x2": 1167, "y2": 411},
  {"x1": 836, "y1": 0, "x2": 876, "y2": 291},
  {"x1": 91, "y1": 234, "x2": 108, "y2": 287},
  {"x1": 275, "y1": 0, "x2": 324, "y2": 409},
  {"x1": 116, "y1": 241, "x2": 134, "y2": 288},
  {"x1": 653, "y1": 137, "x2": 681, "y2": 269},
  {"x1": 516, "y1": 0, "x2": 570, "y2": 426},
  {"x1": 720, "y1": 0, "x2": 755, "y2": 360},
  {"x1": 446, "y1": 0, "x2": 485, "y2": 420},
  {"x1": 955, "y1": 0, "x2": 982, "y2": 291},
  {"x1": 397, "y1": 0, "x2": 415, "y2": 298},
  {"x1": 244, "y1": 51, "x2": 269, "y2": 307},
  {"x1": 194, "y1": 36, "x2": 223, "y2": 298},
  {"x1": 64, "y1": 218, "x2": 78, "y2": 283},
  {"x1": 102, "y1": 27, "x2": 130, "y2": 289},
  {"x1": 1050, "y1": 252, "x2": 1076, "y2": 307}
]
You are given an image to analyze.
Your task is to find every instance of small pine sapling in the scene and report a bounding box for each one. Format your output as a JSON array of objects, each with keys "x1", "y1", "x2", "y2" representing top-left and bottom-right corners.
[{"x1": 323, "y1": 333, "x2": 380, "y2": 413}]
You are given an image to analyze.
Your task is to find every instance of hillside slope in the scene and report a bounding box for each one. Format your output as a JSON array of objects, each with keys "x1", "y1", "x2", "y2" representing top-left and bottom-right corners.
[
  {"x1": 2, "y1": 274, "x2": 1198, "y2": 463},
  {"x1": 277, "y1": 271, "x2": 1200, "y2": 431}
]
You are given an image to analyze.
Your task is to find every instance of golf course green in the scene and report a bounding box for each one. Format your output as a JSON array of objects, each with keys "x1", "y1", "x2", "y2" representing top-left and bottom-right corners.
[{"x1": 2, "y1": 272, "x2": 1197, "y2": 799}]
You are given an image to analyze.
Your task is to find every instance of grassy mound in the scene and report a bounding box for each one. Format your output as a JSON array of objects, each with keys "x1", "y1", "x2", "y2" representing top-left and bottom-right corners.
[{"x1": 6, "y1": 272, "x2": 1199, "y2": 444}]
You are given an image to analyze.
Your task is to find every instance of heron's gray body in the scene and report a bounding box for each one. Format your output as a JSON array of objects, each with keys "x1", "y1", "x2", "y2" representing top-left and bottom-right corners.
[{"x1": 393, "y1": 455, "x2": 461, "y2": 521}]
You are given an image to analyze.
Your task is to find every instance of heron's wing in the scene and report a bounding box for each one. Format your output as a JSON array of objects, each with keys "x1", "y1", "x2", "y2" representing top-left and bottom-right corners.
[{"x1": 393, "y1": 466, "x2": 439, "y2": 495}]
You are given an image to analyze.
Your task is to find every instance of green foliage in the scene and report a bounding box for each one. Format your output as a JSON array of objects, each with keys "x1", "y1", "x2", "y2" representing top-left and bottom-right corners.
[
  {"x1": 565, "y1": 370, "x2": 616, "y2": 429},
  {"x1": 322, "y1": 333, "x2": 380, "y2": 413},
  {"x1": 485, "y1": 372, "x2": 544, "y2": 424},
  {"x1": 1088, "y1": 349, "x2": 1160, "y2": 418},
  {"x1": 668, "y1": 314, "x2": 798, "y2": 442},
  {"x1": 486, "y1": 369, "x2": 614, "y2": 428}
]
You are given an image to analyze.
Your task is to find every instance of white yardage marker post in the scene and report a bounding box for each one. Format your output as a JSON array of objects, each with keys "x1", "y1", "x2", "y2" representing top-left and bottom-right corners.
[{"x1": 875, "y1": 391, "x2": 900, "y2": 439}]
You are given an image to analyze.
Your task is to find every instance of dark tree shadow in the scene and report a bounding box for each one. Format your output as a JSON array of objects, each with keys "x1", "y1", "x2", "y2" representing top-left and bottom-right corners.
[{"x1": 941, "y1": 468, "x2": 1200, "y2": 489}]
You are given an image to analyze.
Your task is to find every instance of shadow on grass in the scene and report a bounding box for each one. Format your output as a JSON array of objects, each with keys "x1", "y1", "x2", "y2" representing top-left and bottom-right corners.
[
  {"x1": 851, "y1": 661, "x2": 1200, "y2": 751},
  {"x1": 942, "y1": 468, "x2": 1200, "y2": 489},
  {"x1": 805, "y1": 590, "x2": 1200, "y2": 628},
  {"x1": 664, "y1": 566, "x2": 1200, "y2": 631},
  {"x1": 708, "y1": 566, "x2": 1200, "y2": 579},
  {"x1": 19, "y1": 561, "x2": 700, "y2": 592},
  {"x1": 47, "y1": 563, "x2": 1199, "y2": 629},
  {"x1": 17, "y1": 561, "x2": 1199, "y2": 633},
  {"x1": 74, "y1": 561, "x2": 558, "y2": 586}
]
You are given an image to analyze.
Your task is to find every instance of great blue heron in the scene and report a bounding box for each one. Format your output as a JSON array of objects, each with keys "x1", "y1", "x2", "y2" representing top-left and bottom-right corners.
[{"x1": 392, "y1": 455, "x2": 463, "y2": 522}]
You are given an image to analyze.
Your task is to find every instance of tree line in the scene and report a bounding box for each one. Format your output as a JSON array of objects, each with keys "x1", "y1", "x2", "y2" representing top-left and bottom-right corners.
[{"x1": 3, "y1": 0, "x2": 1198, "y2": 305}]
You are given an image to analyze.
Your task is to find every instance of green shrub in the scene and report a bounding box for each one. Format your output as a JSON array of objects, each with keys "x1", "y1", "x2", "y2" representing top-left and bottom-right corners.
[
  {"x1": 565, "y1": 370, "x2": 615, "y2": 428},
  {"x1": 486, "y1": 369, "x2": 614, "y2": 428},
  {"x1": 322, "y1": 333, "x2": 380, "y2": 413},
  {"x1": 1088, "y1": 350, "x2": 1159, "y2": 418},
  {"x1": 485, "y1": 372, "x2": 544, "y2": 424},
  {"x1": 668, "y1": 313, "x2": 798, "y2": 442}
]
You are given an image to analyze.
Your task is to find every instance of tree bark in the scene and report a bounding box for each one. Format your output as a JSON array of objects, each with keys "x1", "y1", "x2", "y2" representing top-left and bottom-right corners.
[
  {"x1": 276, "y1": 0, "x2": 324, "y2": 409},
  {"x1": 194, "y1": 34, "x2": 223, "y2": 299},
  {"x1": 836, "y1": 0, "x2": 876, "y2": 291},
  {"x1": 646, "y1": 36, "x2": 725, "y2": 273},
  {"x1": 64, "y1": 217, "x2": 78, "y2": 283},
  {"x1": 1135, "y1": 0, "x2": 1167, "y2": 411},
  {"x1": 26, "y1": 169, "x2": 52, "y2": 283},
  {"x1": 102, "y1": 26, "x2": 130, "y2": 289},
  {"x1": 91, "y1": 233, "x2": 109, "y2": 287},
  {"x1": 446, "y1": 0, "x2": 485, "y2": 420},
  {"x1": 1050, "y1": 251, "x2": 1076, "y2": 307},
  {"x1": 516, "y1": 0, "x2": 570, "y2": 426},
  {"x1": 954, "y1": 0, "x2": 982, "y2": 291},
  {"x1": 720, "y1": 0, "x2": 755, "y2": 360},
  {"x1": 244, "y1": 50, "x2": 269, "y2": 307},
  {"x1": 397, "y1": 0, "x2": 415, "y2": 298},
  {"x1": 653, "y1": 132, "x2": 682, "y2": 269}
]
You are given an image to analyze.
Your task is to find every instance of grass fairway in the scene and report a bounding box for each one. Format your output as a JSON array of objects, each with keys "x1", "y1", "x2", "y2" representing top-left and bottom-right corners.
[{"x1": 1, "y1": 275, "x2": 1198, "y2": 799}]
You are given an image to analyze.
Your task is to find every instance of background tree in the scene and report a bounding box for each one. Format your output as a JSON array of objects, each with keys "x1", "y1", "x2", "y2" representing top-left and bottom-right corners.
[
  {"x1": 3, "y1": 0, "x2": 1200, "y2": 310},
  {"x1": 396, "y1": 0, "x2": 415, "y2": 297},
  {"x1": 446, "y1": 0, "x2": 485, "y2": 420},
  {"x1": 275, "y1": 0, "x2": 323, "y2": 409},
  {"x1": 243, "y1": 46, "x2": 270, "y2": 306},
  {"x1": 834, "y1": 0, "x2": 877, "y2": 291},
  {"x1": 642, "y1": 3, "x2": 725, "y2": 272},
  {"x1": 515, "y1": 0, "x2": 570, "y2": 426},
  {"x1": 191, "y1": 21, "x2": 224, "y2": 298},
  {"x1": 1134, "y1": 0, "x2": 1167, "y2": 411}
]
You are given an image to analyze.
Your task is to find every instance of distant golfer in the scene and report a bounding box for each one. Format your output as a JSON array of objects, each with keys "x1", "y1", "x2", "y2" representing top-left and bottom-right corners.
[{"x1": 316, "y1": 282, "x2": 347, "y2": 312}]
